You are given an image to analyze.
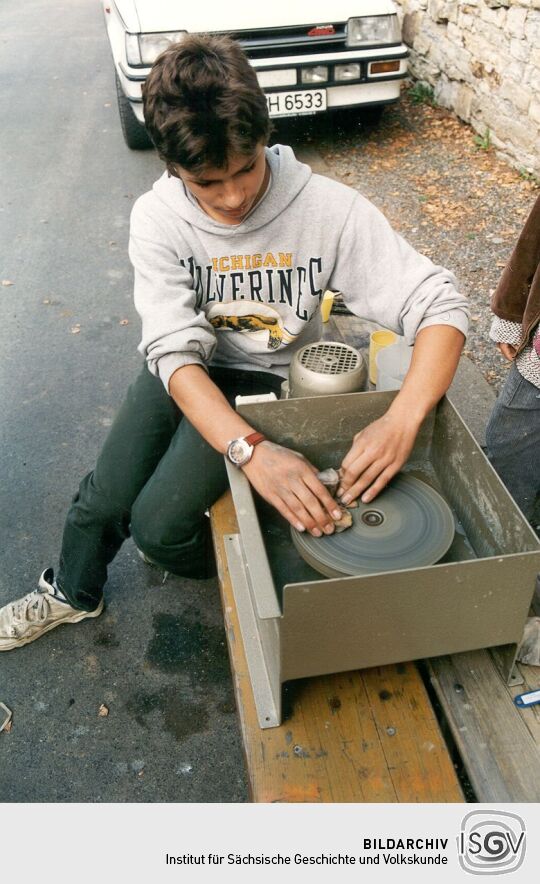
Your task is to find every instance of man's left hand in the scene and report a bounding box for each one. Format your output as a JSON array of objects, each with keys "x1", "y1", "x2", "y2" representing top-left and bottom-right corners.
[
  {"x1": 338, "y1": 412, "x2": 418, "y2": 505},
  {"x1": 337, "y1": 324, "x2": 466, "y2": 504}
]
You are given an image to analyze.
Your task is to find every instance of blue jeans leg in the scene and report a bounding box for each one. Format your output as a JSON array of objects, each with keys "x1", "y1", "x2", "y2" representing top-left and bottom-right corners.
[{"x1": 485, "y1": 363, "x2": 540, "y2": 522}]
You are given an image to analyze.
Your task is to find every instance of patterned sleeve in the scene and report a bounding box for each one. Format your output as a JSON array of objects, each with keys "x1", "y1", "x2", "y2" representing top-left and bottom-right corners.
[{"x1": 489, "y1": 316, "x2": 522, "y2": 346}]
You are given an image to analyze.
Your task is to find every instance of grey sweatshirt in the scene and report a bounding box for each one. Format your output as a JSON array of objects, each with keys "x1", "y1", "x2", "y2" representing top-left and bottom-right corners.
[{"x1": 129, "y1": 144, "x2": 469, "y2": 391}]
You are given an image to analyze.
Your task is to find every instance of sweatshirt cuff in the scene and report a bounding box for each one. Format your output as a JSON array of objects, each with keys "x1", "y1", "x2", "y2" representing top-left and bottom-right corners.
[
  {"x1": 156, "y1": 352, "x2": 208, "y2": 393},
  {"x1": 415, "y1": 308, "x2": 469, "y2": 340},
  {"x1": 489, "y1": 316, "x2": 522, "y2": 346}
]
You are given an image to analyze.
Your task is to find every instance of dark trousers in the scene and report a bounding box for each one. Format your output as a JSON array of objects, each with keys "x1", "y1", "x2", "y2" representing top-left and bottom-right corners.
[{"x1": 57, "y1": 365, "x2": 282, "y2": 611}]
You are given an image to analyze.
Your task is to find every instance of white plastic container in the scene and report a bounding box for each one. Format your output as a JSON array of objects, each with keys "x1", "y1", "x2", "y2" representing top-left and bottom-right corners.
[
  {"x1": 368, "y1": 329, "x2": 397, "y2": 385},
  {"x1": 375, "y1": 336, "x2": 413, "y2": 391}
]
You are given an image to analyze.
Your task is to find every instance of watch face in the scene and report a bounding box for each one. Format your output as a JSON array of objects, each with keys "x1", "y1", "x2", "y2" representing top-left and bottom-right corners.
[{"x1": 228, "y1": 439, "x2": 251, "y2": 466}]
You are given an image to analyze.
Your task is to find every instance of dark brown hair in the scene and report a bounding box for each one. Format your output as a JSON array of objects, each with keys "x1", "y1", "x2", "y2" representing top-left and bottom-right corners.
[{"x1": 142, "y1": 34, "x2": 271, "y2": 174}]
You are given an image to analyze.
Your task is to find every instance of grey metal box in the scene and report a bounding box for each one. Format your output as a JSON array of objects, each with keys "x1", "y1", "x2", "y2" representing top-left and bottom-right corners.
[{"x1": 225, "y1": 391, "x2": 540, "y2": 728}]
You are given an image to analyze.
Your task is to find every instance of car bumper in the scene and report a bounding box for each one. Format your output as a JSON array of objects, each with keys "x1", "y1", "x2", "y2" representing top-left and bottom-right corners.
[{"x1": 118, "y1": 44, "x2": 409, "y2": 124}]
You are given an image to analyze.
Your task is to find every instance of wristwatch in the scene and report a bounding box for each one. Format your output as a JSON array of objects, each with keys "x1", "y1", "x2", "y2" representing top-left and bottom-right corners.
[{"x1": 226, "y1": 432, "x2": 267, "y2": 467}]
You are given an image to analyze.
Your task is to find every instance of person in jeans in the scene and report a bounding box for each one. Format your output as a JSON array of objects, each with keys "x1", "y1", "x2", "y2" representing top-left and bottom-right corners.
[
  {"x1": 486, "y1": 194, "x2": 540, "y2": 526},
  {"x1": 0, "y1": 35, "x2": 468, "y2": 651},
  {"x1": 486, "y1": 194, "x2": 540, "y2": 664}
]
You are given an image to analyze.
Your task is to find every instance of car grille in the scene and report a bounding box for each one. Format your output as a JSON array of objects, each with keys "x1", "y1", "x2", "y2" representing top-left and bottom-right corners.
[{"x1": 215, "y1": 23, "x2": 348, "y2": 59}]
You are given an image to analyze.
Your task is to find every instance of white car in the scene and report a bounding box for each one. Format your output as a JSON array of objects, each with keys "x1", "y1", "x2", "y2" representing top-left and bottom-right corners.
[{"x1": 102, "y1": 0, "x2": 408, "y2": 149}]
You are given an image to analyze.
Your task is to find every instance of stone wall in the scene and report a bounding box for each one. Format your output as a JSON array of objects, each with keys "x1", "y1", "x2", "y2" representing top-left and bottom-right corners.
[{"x1": 394, "y1": 0, "x2": 540, "y2": 175}]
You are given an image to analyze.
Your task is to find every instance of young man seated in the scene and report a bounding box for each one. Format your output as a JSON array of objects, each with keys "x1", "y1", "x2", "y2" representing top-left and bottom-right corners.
[{"x1": 0, "y1": 35, "x2": 468, "y2": 651}]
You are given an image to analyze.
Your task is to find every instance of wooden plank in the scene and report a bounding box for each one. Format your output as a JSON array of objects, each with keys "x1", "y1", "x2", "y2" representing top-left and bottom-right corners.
[
  {"x1": 429, "y1": 651, "x2": 540, "y2": 802},
  {"x1": 426, "y1": 360, "x2": 540, "y2": 801},
  {"x1": 362, "y1": 665, "x2": 464, "y2": 803},
  {"x1": 512, "y1": 659, "x2": 540, "y2": 744},
  {"x1": 211, "y1": 491, "x2": 463, "y2": 803}
]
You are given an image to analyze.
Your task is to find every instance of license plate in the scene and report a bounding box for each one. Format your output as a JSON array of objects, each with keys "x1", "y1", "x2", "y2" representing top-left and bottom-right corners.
[{"x1": 266, "y1": 89, "x2": 327, "y2": 118}]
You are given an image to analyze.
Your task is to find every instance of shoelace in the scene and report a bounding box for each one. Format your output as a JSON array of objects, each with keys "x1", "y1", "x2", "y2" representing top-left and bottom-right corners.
[{"x1": 11, "y1": 589, "x2": 51, "y2": 630}]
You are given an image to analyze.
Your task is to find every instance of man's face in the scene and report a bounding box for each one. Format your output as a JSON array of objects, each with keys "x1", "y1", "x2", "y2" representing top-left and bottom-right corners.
[{"x1": 175, "y1": 145, "x2": 269, "y2": 225}]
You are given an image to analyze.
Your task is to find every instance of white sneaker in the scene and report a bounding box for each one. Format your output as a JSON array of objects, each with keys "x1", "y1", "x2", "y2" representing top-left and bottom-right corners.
[{"x1": 0, "y1": 568, "x2": 104, "y2": 651}]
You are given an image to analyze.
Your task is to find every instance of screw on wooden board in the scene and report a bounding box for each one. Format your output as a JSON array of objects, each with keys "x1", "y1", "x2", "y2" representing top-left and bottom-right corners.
[
  {"x1": 293, "y1": 744, "x2": 310, "y2": 758},
  {"x1": 386, "y1": 727, "x2": 396, "y2": 736},
  {"x1": 454, "y1": 683, "x2": 464, "y2": 693}
]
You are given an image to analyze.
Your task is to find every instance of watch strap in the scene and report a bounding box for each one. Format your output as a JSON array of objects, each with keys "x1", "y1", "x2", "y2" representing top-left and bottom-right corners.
[{"x1": 244, "y1": 431, "x2": 266, "y2": 447}]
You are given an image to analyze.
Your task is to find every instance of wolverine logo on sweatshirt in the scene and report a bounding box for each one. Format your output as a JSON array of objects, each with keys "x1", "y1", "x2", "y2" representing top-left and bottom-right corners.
[
  {"x1": 210, "y1": 313, "x2": 283, "y2": 350},
  {"x1": 207, "y1": 303, "x2": 297, "y2": 351}
]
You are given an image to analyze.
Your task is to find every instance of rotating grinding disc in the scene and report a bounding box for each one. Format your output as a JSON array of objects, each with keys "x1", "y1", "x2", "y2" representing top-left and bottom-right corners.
[{"x1": 291, "y1": 473, "x2": 455, "y2": 578}]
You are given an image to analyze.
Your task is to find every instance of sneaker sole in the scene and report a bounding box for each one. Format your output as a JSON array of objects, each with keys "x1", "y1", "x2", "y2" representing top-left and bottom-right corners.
[{"x1": 0, "y1": 599, "x2": 105, "y2": 652}]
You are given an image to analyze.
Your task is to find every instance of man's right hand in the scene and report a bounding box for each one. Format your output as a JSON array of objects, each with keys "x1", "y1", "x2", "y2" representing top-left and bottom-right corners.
[{"x1": 241, "y1": 441, "x2": 343, "y2": 536}]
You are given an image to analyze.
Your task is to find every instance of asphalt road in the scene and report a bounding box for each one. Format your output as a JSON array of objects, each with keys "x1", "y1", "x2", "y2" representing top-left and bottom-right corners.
[{"x1": 0, "y1": 0, "x2": 252, "y2": 802}]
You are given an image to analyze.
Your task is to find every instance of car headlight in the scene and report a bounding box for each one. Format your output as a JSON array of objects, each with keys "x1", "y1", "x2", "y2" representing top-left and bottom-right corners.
[
  {"x1": 301, "y1": 66, "x2": 329, "y2": 84},
  {"x1": 335, "y1": 63, "x2": 361, "y2": 81},
  {"x1": 347, "y1": 15, "x2": 401, "y2": 47},
  {"x1": 125, "y1": 31, "x2": 187, "y2": 66}
]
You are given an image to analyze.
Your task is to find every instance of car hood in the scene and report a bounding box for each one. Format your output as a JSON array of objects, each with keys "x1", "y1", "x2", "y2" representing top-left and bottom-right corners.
[{"x1": 131, "y1": 0, "x2": 395, "y2": 33}]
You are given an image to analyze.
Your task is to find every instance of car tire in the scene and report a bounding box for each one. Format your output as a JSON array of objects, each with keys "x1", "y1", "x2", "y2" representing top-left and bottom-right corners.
[{"x1": 115, "y1": 73, "x2": 153, "y2": 150}]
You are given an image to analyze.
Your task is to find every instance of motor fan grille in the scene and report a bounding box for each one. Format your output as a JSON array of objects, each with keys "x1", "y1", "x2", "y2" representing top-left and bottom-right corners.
[{"x1": 299, "y1": 342, "x2": 361, "y2": 375}]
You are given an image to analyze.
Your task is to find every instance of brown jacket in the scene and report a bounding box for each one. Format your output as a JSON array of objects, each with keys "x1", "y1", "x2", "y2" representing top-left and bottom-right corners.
[{"x1": 491, "y1": 194, "x2": 540, "y2": 355}]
